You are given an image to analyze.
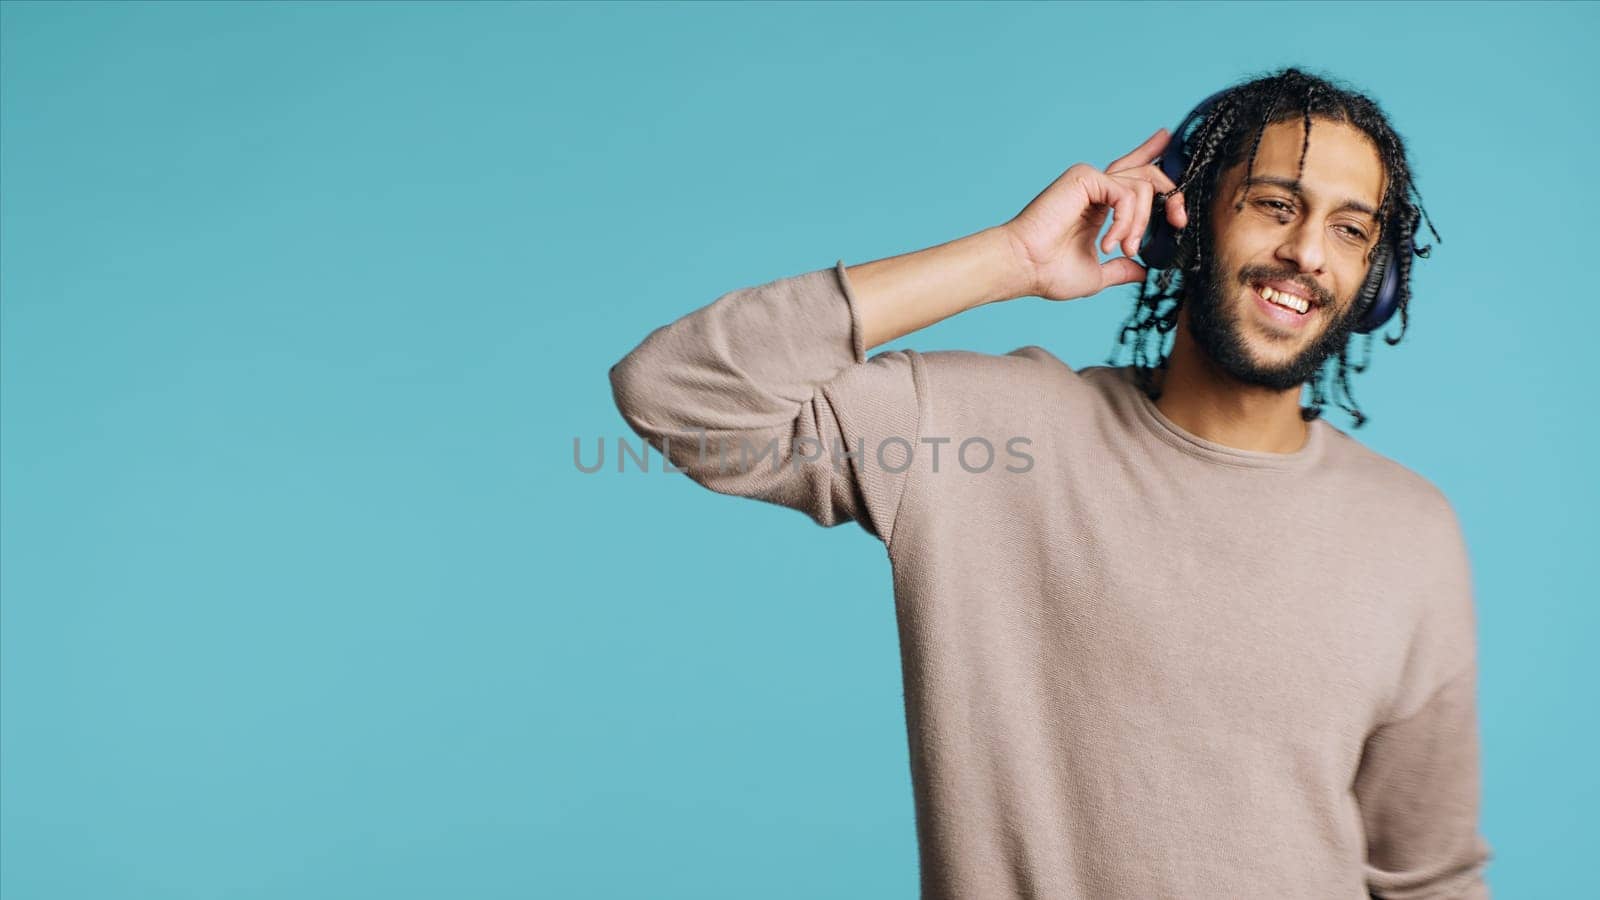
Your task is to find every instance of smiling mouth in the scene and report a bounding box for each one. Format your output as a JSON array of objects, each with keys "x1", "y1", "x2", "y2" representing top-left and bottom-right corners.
[{"x1": 1250, "y1": 282, "x2": 1315, "y2": 316}]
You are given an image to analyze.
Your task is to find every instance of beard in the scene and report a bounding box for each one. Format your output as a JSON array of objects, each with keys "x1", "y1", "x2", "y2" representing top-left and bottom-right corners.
[{"x1": 1180, "y1": 255, "x2": 1360, "y2": 392}]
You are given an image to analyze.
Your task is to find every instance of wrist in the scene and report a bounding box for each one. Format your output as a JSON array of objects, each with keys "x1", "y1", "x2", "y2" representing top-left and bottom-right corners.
[{"x1": 987, "y1": 224, "x2": 1039, "y2": 303}]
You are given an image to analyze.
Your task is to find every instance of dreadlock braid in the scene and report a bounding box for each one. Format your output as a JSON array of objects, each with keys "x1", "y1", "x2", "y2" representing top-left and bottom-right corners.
[
  {"x1": 1235, "y1": 79, "x2": 1288, "y2": 214},
  {"x1": 1105, "y1": 67, "x2": 1442, "y2": 428},
  {"x1": 1108, "y1": 95, "x2": 1244, "y2": 394}
]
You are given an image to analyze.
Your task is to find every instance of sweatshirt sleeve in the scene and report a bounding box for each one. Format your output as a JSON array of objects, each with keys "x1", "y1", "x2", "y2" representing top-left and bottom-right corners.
[
  {"x1": 1355, "y1": 497, "x2": 1493, "y2": 899},
  {"x1": 1355, "y1": 662, "x2": 1492, "y2": 899},
  {"x1": 608, "y1": 260, "x2": 922, "y2": 544}
]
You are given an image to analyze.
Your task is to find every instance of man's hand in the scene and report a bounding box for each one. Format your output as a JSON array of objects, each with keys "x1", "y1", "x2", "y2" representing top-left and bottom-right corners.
[{"x1": 1002, "y1": 128, "x2": 1189, "y2": 301}]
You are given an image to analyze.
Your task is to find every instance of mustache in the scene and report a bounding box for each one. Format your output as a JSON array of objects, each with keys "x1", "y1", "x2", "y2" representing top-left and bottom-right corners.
[{"x1": 1236, "y1": 265, "x2": 1335, "y2": 308}]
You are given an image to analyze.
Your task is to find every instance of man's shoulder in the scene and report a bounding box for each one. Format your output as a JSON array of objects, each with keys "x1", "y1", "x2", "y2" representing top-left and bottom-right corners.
[
  {"x1": 890, "y1": 342, "x2": 1066, "y2": 370},
  {"x1": 891, "y1": 343, "x2": 1122, "y2": 394},
  {"x1": 854, "y1": 345, "x2": 1133, "y2": 432},
  {"x1": 1324, "y1": 432, "x2": 1479, "y2": 715},
  {"x1": 1320, "y1": 424, "x2": 1462, "y2": 536}
]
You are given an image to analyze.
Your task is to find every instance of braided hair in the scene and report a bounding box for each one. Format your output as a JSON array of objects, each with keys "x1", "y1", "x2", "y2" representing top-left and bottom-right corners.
[{"x1": 1106, "y1": 67, "x2": 1442, "y2": 428}]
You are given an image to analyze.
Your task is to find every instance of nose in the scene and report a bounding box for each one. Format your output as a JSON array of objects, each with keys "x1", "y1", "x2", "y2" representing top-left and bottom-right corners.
[{"x1": 1275, "y1": 219, "x2": 1326, "y2": 274}]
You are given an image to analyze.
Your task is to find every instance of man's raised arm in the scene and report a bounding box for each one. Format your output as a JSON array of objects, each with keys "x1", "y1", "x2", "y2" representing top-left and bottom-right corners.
[
  {"x1": 607, "y1": 132, "x2": 1185, "y2": 538},
  {"x1": 604, "y1": 227, "x2": 1021, "y2": 540}
]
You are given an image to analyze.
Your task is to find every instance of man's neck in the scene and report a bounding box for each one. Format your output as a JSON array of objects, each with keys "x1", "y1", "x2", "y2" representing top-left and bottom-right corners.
[{"x1": 1151, "y1": 330, "x2": 1312, "y2": 455}]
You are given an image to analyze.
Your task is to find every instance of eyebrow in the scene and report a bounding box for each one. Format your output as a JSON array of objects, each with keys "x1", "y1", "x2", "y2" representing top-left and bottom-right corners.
[{"x1": 1241, "y1": 175, "x2": 1379, "y2": 220}]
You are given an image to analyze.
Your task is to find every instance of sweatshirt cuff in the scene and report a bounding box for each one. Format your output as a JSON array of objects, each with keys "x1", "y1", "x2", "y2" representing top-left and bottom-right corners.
[{"x1": 834, "y1": 259, "x2": 869, "y2": 365}]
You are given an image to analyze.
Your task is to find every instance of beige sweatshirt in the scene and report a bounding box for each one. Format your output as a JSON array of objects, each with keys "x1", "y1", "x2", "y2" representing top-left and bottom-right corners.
[{"x1": 608, "y1": 260, "x2": 1492, "y2": 899}]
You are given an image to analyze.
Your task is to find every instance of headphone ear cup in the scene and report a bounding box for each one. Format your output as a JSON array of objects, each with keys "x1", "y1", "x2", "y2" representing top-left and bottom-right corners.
[
  {"x1": 1353, "y1": 244, "x2": 1388, "y2": 325},
  {"x1": 1352, "y1": 234, "x2": 1406, "y2": 334},
  {"x1": 1138, "y1": 89, "x2": 1229, "y2": 271},
  {"x1": 1140, "y1": 206, "x2": 1179, "y2": 269}
]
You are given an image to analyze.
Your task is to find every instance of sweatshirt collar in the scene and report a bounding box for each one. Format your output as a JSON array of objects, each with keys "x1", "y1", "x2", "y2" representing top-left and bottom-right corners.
[{"x1": 1117, "y1": 366, "x2": 1328, "y2": 472}]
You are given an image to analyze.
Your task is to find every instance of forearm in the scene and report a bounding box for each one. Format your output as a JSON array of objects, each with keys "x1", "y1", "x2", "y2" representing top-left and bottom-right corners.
[{"x1": 847, "y1": 225, "x2": 1035, "y2": 350}]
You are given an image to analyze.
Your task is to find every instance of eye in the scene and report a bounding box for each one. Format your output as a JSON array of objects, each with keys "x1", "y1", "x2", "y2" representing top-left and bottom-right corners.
[
  {"x1": 1254, "y1": 198, "x2": 1295, "y2": 222},
  {"x1": 1336, "y1": 224, "x2": 1368, "y2": 241}
]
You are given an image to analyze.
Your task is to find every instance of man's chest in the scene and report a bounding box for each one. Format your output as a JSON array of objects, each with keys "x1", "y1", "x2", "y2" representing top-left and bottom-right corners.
[{"x1": 892, "y1": 464, "x2": 1422, "y2": 748}]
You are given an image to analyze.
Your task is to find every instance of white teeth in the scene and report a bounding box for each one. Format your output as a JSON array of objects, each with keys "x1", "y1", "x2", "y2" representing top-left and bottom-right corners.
[{"x1": 1258, "y1": 285, "x2": 1309, "y2": 314}]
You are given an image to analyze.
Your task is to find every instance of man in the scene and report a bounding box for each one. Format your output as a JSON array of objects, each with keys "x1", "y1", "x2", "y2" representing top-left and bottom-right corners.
[{"x1": 609, "y1": 68, "x2": 1490, "y2": 899}]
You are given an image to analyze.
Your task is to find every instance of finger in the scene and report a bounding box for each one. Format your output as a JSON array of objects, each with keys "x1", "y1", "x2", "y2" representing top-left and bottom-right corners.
[
  {"x1": 1106, "y1": 128, "x2": 1170, "y2": 174},
  {"x1": 1075, "y1": 167, "x2": 1123, "y2": 253},
  {"x1": 1108, "y1": 178, "x2": 1152, "y2": 257},
  {"x1": 1118, "y1": 162, "x2": 1178, "y2": 194},
  {"x1": 1099, "y1": 256, "x2": 1147, "y2": 289},
  {"x1": 1165, "y1": 191, "x2": 1188, "y2": 229},
  {"x1": 1122, "y1": 179, "x2": 1155, "y2": 258},
  {"x1": 1097, "y1": 178, "x2": 1138, "y2": 256}
]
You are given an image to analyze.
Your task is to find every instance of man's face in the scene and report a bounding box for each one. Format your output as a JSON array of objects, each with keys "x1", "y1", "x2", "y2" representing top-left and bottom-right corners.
[{"x1": 1183, "y1": 116, "x2": 1387, "y2": 391}]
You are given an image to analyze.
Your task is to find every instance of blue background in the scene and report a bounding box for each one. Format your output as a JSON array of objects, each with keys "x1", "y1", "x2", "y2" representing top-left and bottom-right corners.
[{"x1": 3, "y1": 1, "x2": 1594, "y2": 897}]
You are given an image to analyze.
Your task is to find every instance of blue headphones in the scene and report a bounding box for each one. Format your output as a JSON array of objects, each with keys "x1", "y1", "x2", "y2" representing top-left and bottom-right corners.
[{"x1": 1138, "y1": 89, "x2": 1411, "y2": 334}]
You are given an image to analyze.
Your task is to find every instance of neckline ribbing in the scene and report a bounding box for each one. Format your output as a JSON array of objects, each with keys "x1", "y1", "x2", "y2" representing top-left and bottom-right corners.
[{"x1": 1109, "y1": 365, "x2": 1327, "y2": 472}]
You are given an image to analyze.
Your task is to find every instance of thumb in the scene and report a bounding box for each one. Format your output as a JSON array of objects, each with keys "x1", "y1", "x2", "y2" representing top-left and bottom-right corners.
[{"x1": 1098, "y1": 256, "x2": 1147, "y2": 289}]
